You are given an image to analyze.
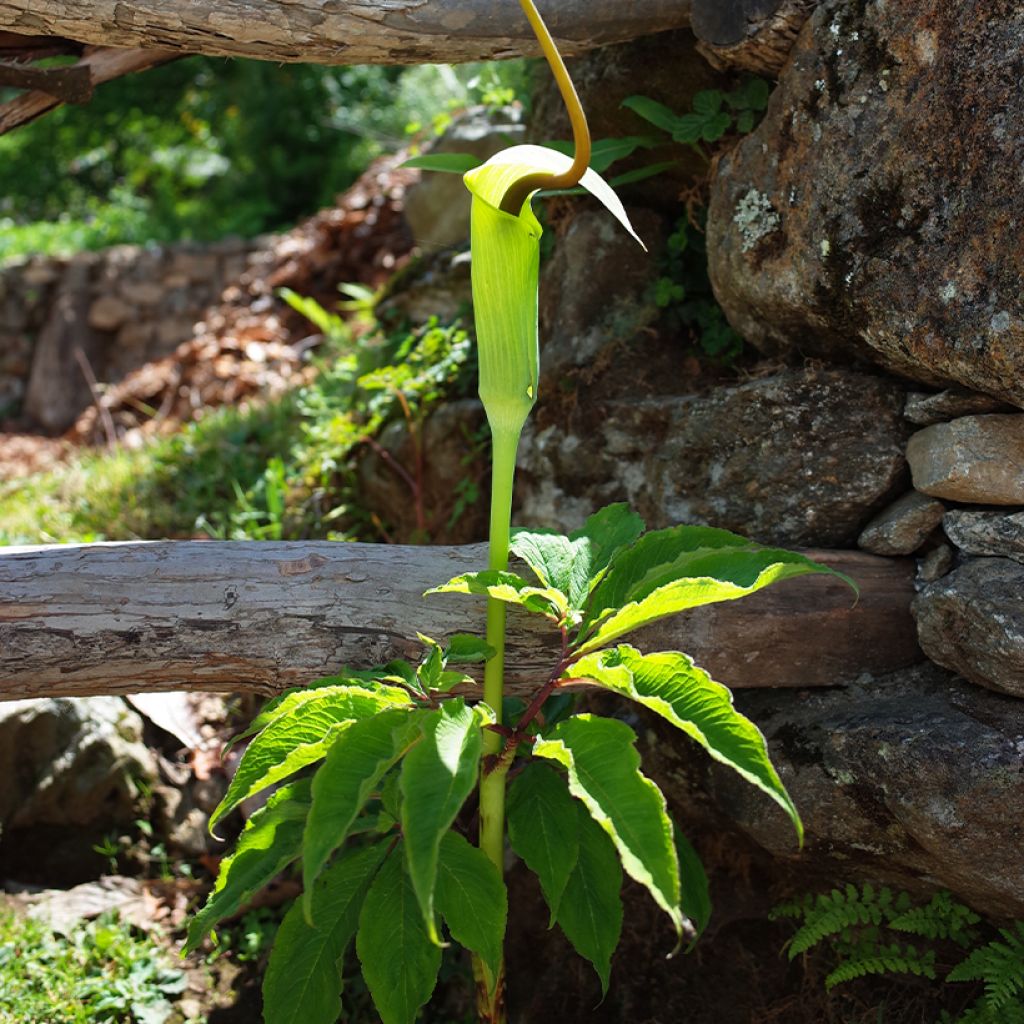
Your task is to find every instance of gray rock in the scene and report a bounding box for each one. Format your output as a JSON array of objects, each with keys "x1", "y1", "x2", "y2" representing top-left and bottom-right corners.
[
  {"x1": 913, "y1": 558, "x2": 1024, "y2": 698},
  {"x1": 376, "y1": 247, "x2": 471, "y2": 329},
  {"x1": 943, "y1": 509, "x2": 1024, "y2": 562},
  {"x1": 538, "y1": 207, "x2": 663, "y2": 385},
  {"x1": 403, "y1": 106, "x2": 525, "y2": 249},
  {"x1": 907, "y1": 415, "x2": 1024, "y2": 504},
  {"x1": 858, "y1": 490, "x2": 945, "y2": 556},
  {"x1": 904, "y1": 389, "x2": 1014, "y2": 427},
  {"x1": 0, "y1": 697, "x2": 157, "y2": 829},
  {"x1": 519, "y1": 367, "x2": 908, "y2": 547},
  {"x1": 706, "y1": 0, "x2": 1024, "y2": 407},
  {"x1": 917, "y1": 542, "x2": 954, "y2": 584},
  {"x1": 653, "y1": 663, "x2": 1024, "y2": 919}
]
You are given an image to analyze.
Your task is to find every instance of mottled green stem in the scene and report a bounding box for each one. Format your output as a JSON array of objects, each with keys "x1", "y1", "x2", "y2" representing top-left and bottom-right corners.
[{"x1": 479, "y1": 424, "x2": 520, "y2": 870}]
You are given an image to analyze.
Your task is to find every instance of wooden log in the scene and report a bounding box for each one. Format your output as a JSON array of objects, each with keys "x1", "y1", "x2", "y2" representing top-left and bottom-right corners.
[
  {"x1": 0, "y1": 47, "x2": 175, "y2": 135},
  {"x1": 691, "y1": 0, "x2": 820, "y2": 76},
  {"x1": 0, "y1": 1, "x2": 693, "y2": 67},
  {"x1": 0, "y1": 541, "x2": 920, "y2": 702}
]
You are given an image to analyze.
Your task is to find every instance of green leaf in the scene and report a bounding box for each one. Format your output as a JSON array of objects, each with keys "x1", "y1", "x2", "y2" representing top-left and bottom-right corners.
[
  {"x1": 400, "y1": 699, "x2": 483, "y2": 944},
  {"x1": 302, "y1": 709, "x2": 421, "y2": 918},
  {"x1": 701, "y1": 112, "x2": 733, "y2": 142},
  {"x1": 435, "y1": 831, "x2": 507, "y2": 990},
  {"x1": 544, "y1": 135, "x2": 658, "y2": 173},
  {"x1": 185, "y1": 781, "x2": 311, "y2": 953},
  {"x1": 671, "y1": 114, "x2": 707, "y2": 145},
  {"x1": 426, "y1": 569, "x2": 570, "y2": 620},
  {"x1": 357, "y1": 846, "x2": 441, "y2": 1024},
  {"x1": 443, "y1": 634, "x2": 496, "y2": 663},
  {"x1": 621, "y1": 95, "x2": 682, "y2": 134},
  {"x1": 511, "y1": 503, "x2": 645, "y2": 610},
  {"x1": 263, "y1": 842, "x2": 389, "y2": 1024},
  {"x1": 608, "y1": 160, "x2": 679, "y2": 188},
  {"x1": 554, "y1": 801, "x2": 623, "y2": 994},
  {"x1": 692, "y1": 90, "x2": 723, "y2": 116},
  {"x1": 534, "y1": 715, "x2": 682, "y2": 943},
  {"x1": 572, "y1": 645, "x2": 802, "y2": 844},
  {"x1": 401, "y1": 152, "x2": 483, "y2": 174},
  {"x1": 735, "y1": 109, "x2": 756, "y2": 134},
  {"x1": 211, "y1": 685, "x2": 411, "y2": 833},
  {"x1": 507, "y1": 762, "x2": 580, "y2": 923},
  {"x1": 674, "y1": 825, "x2": 712, "y2": 947},
  {"x1": 576, "y1": 524, "x2": 852, "y2": 655}
]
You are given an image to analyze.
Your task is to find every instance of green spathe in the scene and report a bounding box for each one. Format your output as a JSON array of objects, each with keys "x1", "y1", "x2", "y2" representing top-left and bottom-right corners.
[{"x1": 464, "y1": 144, "x2": 643, "y2": 436}]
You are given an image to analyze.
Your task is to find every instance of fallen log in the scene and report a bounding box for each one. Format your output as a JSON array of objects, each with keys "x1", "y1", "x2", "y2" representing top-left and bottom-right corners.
[
  {"x1": 0, "y1": 1, "x2": 693, "y2": 67},
  {"x1": 0, "y1": 541, "x2": 920, "y2": 702}
]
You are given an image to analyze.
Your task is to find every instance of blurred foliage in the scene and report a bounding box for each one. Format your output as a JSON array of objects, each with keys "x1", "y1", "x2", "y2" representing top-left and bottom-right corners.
[
  {"x1": 0, "y1": 309, "x2": 477, "y2": 545},
  {"x1": 0, "y1": 57, "x2": 532, "y2": 263}
]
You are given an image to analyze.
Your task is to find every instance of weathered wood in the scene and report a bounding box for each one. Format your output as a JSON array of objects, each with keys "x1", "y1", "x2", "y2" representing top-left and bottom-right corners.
[
  {"x1": 0, "y1": 47, "x2": 175, "y2": 135},
  {"x1": 692, "y1": 0, "x2": 819, "y2": 76},
  {"x1": 0, "y1": 542, "x2": 919, "y2": 702},
  {"x1": 0, "y1": 1, "x2": 692, "y2": 67}
]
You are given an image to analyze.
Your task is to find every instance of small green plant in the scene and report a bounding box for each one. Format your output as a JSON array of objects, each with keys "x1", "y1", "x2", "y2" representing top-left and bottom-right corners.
[
  {"x1": 0, "y1": 909, "x2": 186, "y2": 1024},
  {"x1": 622, "y1": 77, "x2": 770, "y2": 157},
  {"x1": 655, "y1": 216, "x2": 743, "y2": 361},
  {"x1": 773, "y1": 884, "x2": 1024, "y2": 1022},
  {"x1": 184, "y1": 6, "x2": 850, "y2": 1024}
]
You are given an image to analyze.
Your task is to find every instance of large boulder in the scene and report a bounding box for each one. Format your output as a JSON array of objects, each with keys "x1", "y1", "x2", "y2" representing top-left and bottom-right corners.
[
  {"x1": 707, "y1": 0, "x2": 1024, "y2": 407},
  {"x1": 518, "y1": 367, "x2": 909, "y2": 547},
  {"x1": 653, "y1": 663, "x2": 1024, "y2": 919},
  {"x1": 913, "y1": 557, "x2": 1024, "y2": 698},
  {"x1": 0, "y1": 697, "x2": 156, "y2": 829}
]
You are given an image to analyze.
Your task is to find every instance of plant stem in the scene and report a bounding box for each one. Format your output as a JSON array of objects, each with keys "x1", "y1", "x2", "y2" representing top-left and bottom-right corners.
[{"x1": 475, "y1": 422, "x2": 520, "y2": 1024}]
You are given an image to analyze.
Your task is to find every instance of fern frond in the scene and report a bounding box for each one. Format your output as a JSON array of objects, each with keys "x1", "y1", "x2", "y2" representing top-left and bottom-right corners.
[
  {"x1": 824, "y1": 942, "x2": 936, "y2": 991},
  {"x1": 890, "y1": 891, "x2": 981, "y2": 947},
  {"x1": 786, "y1": 886, "x2": 885, "y2": 958},
  {"x1": 949, "y1": 924, "x2": 1024, "y2": 1013}
]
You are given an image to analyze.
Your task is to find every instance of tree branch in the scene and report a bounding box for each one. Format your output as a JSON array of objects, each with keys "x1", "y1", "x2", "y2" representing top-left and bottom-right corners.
[
  {"x1": 0, "y1": 541, "x2": 919, "y2": 702},
  {"x1": 0, "y1": 1, "x2": 693, "y2": 66}
]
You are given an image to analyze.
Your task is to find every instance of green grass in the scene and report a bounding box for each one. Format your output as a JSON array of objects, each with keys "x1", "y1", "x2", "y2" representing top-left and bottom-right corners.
[
  {"x1": 0, "y1": 315, "x2": 475, "y2": 546},
  {"x1": 0, "y1": 909, "x2": 188, "y2": 1024}
]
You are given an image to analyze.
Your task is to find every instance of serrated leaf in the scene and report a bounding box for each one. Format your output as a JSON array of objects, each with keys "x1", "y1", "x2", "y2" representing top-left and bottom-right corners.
[
  {"x1": 671, "y1": 114, "x2": 707, "y2": 145},
  {"x1": 211, "y1": 685, "x2": 412, "y2": 833},
  {"x1": 263, "y1": 842, "x2": 388, "y2": 1024},
  {"x1": 554, "y1": 801, "x2": 623, "y2": 994},
  {"x1": 507, "y1": 761, "x2": 580, "y2": 923},
  {"x1": 621, "y1": 95, "x2": 682, "y2": 134},
  {"x1": 302, "y1": 709, "x2": 422, "y2": 918},
  {"x1": 435, "y1": 831, "x2": 507, "y2": 990},
  {"x1": 402, "y1": 152, "x2": 483, "y2": 174},
  {"x1": 510, "y1": 503, "x2": 645, "y2": 610},
  {"x1": 572, "y1": 645, "x2": 802, "y2": 844},
  {"x1": 576, "y1": 524, "x2": 852, "y2": 655},
  {"x1": 701, "y1": 112, "x2": 733, "y2": 142},
  {"x1": 357, "y1": 846, "x2": 441, "y2": 1024},
  {"x1": 674, "y1": 825, "x2": 711, "y2": 947},
  {"x1": 736, "y1": 109, "x2": 756, "y2": 134},
  {"x1": 692, "y1": 90, "x2": 723, "y2": 116},
  {"x1": 426, "y1": 569, "x2": 570, "y2": 619},
  {"x1": 400, "y1": 699, "x2": 482, "y2": 944},
  {"x1": 185, "y1": 781, "x2": 310, "y2": 953},
  {"x1": 222, "y1": 675, "x2": 376, "y2": 755},
  {"x1": 534, "y1": 715, "x2": 682, "y2": 943}
]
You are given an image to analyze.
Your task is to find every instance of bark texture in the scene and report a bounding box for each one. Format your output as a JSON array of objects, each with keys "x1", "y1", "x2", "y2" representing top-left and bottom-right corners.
[
  {"x1": 0, "y1": 47, "x2": 174, "y2": 134},
  {"x1": 0, "y1": 1, "x2": 692, "y2": 65},
  {"x1": 0, "y1": 541, "x2": 919, "y2": 701}
]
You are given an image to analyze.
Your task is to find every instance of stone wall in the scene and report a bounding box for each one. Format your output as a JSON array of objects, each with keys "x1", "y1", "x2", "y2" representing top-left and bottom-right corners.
[{"x1": 0, "y1": 236, "x2": 270, "y2": 431}]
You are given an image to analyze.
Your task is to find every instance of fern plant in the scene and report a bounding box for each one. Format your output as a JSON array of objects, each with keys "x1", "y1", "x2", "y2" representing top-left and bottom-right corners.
[{"x1": 774, "y1": 885, "x2": 1024, "y2": 1022}]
